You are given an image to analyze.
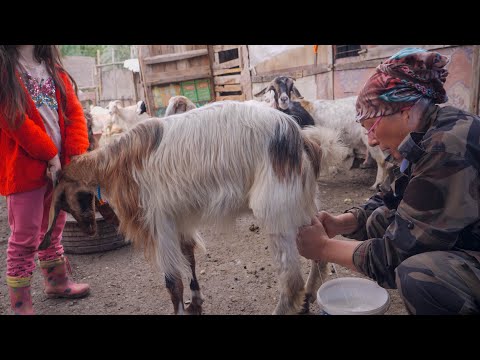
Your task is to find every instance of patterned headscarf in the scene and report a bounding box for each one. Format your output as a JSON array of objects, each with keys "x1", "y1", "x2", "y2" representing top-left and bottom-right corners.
[{"x1": 355, "y1": 48, "x2": 450, "y2": 122}]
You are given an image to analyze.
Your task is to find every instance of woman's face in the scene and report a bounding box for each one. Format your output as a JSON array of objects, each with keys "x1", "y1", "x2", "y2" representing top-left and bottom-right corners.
[{"x1": 361, "y1": 111, "x2": 410, "y2": 161}]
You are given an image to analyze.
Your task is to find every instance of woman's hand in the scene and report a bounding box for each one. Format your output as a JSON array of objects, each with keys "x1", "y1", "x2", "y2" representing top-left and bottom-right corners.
[
  {"x1": 297, "y1": 214, "x2": 330, "y2": 261},
  {"x1": 317, "y1": 211, "x2": 342, "y2": 238},
  {"x1": 317, "y1": 211, "x2": 358, "y2": 237}
]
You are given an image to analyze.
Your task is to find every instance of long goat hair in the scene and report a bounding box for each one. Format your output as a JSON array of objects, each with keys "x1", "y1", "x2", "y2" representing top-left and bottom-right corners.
[{"x1": 41, "y1": 100, "x2": 346, "y2": 315}]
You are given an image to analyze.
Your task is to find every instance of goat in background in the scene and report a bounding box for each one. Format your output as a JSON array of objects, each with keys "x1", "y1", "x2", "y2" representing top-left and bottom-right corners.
[
  {"x1": 164, "y1": 95, "x2": 197, "y2": 116},
  {"x1": 298, "y1": 96, "x2": 389, "y2": 190},
  {"x1": 40, "y1": 100, "x2": 346, "y2": 315},
  {"x1": 254, "y1": 76, "x2": 315, "y2": 128},
  {"x1": 256, "y1": 76, "x2": 388, "y2": 190},
  {"x1": 103, "y1": 100, "x2": 149, "y2": 141}
]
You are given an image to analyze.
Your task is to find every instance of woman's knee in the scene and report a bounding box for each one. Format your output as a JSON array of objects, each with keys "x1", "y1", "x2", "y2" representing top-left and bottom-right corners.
[{"x1": 395, "y1": 252, "x2": 476, "y2": 315}]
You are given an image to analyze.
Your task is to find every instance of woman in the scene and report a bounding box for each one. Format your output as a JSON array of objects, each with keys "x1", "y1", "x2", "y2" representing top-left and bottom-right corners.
[{"x1": 297, "y1": 47, "x2": 480, "y2": 315}]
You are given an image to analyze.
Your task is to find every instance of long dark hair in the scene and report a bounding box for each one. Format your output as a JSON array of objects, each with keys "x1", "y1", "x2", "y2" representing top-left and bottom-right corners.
[{"x1": 0, "y1": 45, "x2": 78, "y2": 129}]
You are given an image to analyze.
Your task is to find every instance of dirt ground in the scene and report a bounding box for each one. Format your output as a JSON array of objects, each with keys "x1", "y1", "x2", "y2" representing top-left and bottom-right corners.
[{"x1": 0, "y1": 165, "x2": 408, "y2": 315}]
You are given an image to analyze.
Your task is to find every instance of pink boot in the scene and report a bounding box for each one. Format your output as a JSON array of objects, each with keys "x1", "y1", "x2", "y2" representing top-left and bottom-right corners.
[
  {"x1": 7, "y1": 275, "x2": 35, "y2": 315},
  {"x1": 39, "y1": 256, "x2": 90, "y2": 299}
]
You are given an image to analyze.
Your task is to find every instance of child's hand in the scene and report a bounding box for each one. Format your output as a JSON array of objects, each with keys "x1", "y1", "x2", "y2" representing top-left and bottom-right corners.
[{"x1": 47, "y1": 154, "x2": 61, "y2": 184}]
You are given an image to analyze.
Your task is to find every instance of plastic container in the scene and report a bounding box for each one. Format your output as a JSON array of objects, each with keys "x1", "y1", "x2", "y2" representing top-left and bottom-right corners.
[{"x1": 317, "y1": 277, "x2": 390, "y2": 315}]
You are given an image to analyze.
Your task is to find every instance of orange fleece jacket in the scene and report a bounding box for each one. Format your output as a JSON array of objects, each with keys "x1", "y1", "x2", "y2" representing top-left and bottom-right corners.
[{"x1": 0, "y1": 70, "x2": 89, "y2": 196}]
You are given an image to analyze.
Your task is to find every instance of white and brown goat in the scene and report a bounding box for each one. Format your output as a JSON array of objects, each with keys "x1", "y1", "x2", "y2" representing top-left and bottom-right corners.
[{"x1": 40, "y1": 101, "x2": 346, "y2": 315}]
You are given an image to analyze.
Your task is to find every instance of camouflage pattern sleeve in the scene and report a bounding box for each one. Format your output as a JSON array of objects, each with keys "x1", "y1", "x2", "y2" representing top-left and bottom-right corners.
[
  {"x1": 353, "y1": 150, "x2": 480, "y2": 288},
  {"x1": 342, "y1": 193, "x2": 385, "y2": 240}
]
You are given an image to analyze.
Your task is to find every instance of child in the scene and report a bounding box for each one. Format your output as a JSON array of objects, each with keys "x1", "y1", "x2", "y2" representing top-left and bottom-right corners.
[{"x1": 0, "y1": 45, "x2": 91, "y2": 314}]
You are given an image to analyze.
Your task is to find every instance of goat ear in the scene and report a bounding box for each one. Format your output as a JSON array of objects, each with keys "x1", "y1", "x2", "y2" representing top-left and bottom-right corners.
[
  {"x1": 174, "y1": 99, "x2": 183, "y2": 112},
  {"x1": 254, "y1": 85, "x2": 275, "y2": 98},
  {"x1": 38, "y1": 188, "x2": 62, "y2": 251},
  {"x1": 292, "y1": 86, "x2": 304, "y2": 99},
  {"x1": 254, "y1": 87, "x2": 268, "y2": 97},
  {"x1": 109, "y1": 102, "x2": 119, "y2": 115}
]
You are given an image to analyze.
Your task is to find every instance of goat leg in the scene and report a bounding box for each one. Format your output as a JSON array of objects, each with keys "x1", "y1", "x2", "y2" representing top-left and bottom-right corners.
[
  {"x1": 165, "y1": 273, "x2": 185, "y2": 315},
  {"x1": 301, "y1": 260, "x2": 328, "y2": 313},
  {"x1": 360, "y1": 148, "x2": 375, "y2": 169},
  {"x1": 181, "y1": 239, "x2": 204, "y2": 315},
  {"x1": 269, "y1": 232, "x2": 305, "y2": 315}
]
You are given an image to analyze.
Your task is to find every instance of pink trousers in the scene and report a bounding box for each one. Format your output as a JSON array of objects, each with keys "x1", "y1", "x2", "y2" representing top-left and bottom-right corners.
[{"x1": 6, "y1": 182, "x2": 67, "y2": 277}]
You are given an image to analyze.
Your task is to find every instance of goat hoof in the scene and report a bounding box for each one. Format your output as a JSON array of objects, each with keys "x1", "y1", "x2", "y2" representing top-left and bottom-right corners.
[
  {"x1": 185, "y1": 303, "x2": 202, "y2": 315},
  {"x1": 299, "y1": 303, "x2": 310, "y2": 314},
  {"x1": 299, "y1": 300, "x2": 311, "y2": 314},
  {"x1": 300, "y1": 294, "x2": 312, "y2": 314}
]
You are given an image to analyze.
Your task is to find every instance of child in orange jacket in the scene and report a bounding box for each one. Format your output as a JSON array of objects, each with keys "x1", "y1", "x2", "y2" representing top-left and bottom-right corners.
[{"x1": 0, "y1": 45, "x2": 91, "y2": 314}]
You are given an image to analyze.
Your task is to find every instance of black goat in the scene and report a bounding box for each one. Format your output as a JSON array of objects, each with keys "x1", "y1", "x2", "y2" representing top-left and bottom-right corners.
[{"x1": 254, "y1": 76, "x2": 315, "y2": 128}]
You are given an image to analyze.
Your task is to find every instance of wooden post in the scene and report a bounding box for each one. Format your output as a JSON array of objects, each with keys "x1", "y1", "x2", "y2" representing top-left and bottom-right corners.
[
  {"x1": 207, "y1": 45, "x2": 216, "y2": 101},
  {"x1": 329, "y1": 45, "x2": 335, "y2": 100},
  {"x1": 96, "y1": 50, "x2": 102, "y2": 106},
  {"x1": 132, "y1": 71, "x2": 139, "y2": 103},
  {"x1": 470, "y1": 45, "x2": 480, "y2": 115},
  {"x1": 240, "y1": 45, "x2": 252, "y2": 100},
  {"x1": 138, "y1": 45, "x2": 154, "y2": 115},
  {"x1": 113, "y1": 64, "x2": 118, "y2": 102}
]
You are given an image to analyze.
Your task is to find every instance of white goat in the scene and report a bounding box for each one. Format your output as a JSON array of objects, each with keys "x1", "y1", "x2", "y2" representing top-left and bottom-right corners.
[
  {"x1": 102, "y1": 100, "x2": 149, "y2": 145},
  {"x1": 89, "y1": 105, "x2": 111, "y2": 135},
  {"x1": 298, "y1": 96, "x2": 388, "y2": 190},
  {"x1": 41, "y1": 100, "x2": 346, "y2": 315}
]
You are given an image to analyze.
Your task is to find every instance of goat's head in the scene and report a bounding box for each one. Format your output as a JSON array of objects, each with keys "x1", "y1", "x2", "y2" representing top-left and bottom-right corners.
[
  {"x1": 136, "y1": 100, "x2": 147, "y2": 115},
  {"x1": 38, "y1": 171, "x2": 97, "y2": 250},
  {"x1": 165, "y1": 95, "x2": 197, "y2": 116},
  {"x1": 254, "y1": 76, "x2": 303, "y2": 110},
  {"x1": 84, "y1": 110, "x2": 97, "y2": 151},
  {"x1": 107, "y1": 100, "x2": 122, "y2": 116}
]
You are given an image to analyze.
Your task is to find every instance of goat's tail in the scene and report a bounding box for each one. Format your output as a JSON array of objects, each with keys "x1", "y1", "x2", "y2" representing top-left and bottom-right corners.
[
  {"x1": 191, "y1": 230, "x2": 207, "y2": 254},
  {"x1": 301, "y1": 125, "x2": 348, "y2": 177},
  {"x1": 151, "y1": 218, "x2": 207, "y2": 283}
]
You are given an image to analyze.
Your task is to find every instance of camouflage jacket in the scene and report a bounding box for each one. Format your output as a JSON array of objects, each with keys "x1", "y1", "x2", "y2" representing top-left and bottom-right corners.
[{"x1": 345, "y1": 104, "x2": 480, "y2": 288}]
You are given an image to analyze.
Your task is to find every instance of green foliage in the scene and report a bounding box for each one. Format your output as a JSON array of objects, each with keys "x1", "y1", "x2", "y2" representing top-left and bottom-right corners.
[
  {"x1": 59, "y1": 45, "x2": 106, "y2": 57},
  {"x1": 99, "y1": 45, "x2": 132, "y2": 63},
  {"x1": 59, "y1": 45, "x2": 133, "y2": 63}
]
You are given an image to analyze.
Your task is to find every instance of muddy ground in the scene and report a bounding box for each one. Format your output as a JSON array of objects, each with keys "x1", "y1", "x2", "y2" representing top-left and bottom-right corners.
[{"x1": 0, "y1": 165, "x2": 408, "y2": 315}]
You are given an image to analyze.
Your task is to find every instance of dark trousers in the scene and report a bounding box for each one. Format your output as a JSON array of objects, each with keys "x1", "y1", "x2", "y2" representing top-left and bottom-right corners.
[{"x1": 367, "y1": 206, "x2": 480, "y2": 315}]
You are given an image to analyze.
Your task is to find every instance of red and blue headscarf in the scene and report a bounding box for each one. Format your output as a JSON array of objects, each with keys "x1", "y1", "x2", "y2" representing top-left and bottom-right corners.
[{"x1": 355, "y1": 48, "x2": 449, "y2": 122}]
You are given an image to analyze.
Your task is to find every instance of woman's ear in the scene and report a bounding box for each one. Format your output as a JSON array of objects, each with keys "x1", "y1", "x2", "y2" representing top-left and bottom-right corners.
[{"x1": 403, "y1": 108, "x2": 417, "y2": 131}]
